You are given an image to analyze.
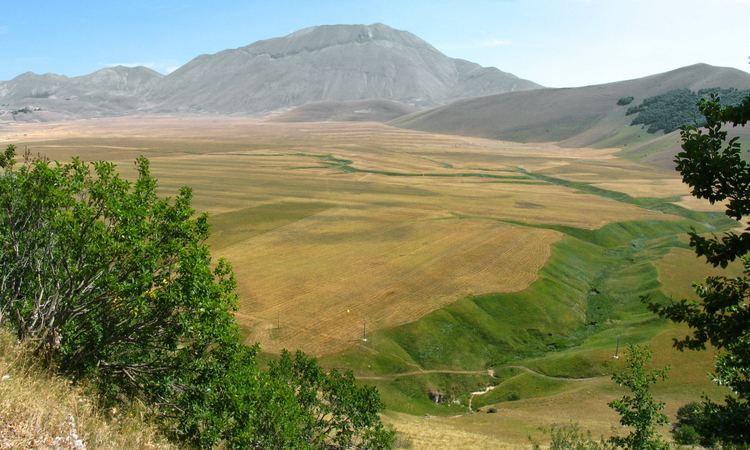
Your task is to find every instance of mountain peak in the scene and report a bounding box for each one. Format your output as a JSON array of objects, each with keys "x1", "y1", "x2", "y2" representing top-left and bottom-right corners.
[
  {"x1": 239, "y1": 23, "x2": 437, "y2": 59},
  {"x1": 151, "y1": 23, "x2": 539, "y2": 113}
]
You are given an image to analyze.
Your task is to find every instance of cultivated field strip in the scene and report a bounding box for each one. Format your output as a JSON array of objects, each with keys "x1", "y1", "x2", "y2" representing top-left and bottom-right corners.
[{"x1": 226, "y1": 208, "x2": 560, "y2": 354}]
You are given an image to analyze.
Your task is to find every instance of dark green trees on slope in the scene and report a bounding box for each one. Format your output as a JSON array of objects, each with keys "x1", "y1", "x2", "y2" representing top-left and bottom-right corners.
[
  {"x1": 627, "y1": 88, "x2": 750, "y2": 134},
  {"x1": 648, "y1": 93, "x2": 750, "y2": 445},
  {"x1": 0, "y1": 146, "x2": 393, "y2": 449}
]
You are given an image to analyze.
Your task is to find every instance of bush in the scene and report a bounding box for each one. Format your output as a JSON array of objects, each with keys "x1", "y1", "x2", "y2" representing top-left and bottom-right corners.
[
  {"x1": 673, "y1": 424, "x2": 701, "y2": 445},
  {"x1": 608, "y1": 345, "x2": 669, "y2": 450},
  {"x1": 530, "y1": 424, "x2": 613, "y2": 450},
  {"x1": 617, "y1": 96, "x2": 634, "y2": 106}
]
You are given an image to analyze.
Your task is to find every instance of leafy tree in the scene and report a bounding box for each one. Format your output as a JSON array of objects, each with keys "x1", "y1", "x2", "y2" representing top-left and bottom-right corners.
[
  {"x1": 607, "y1": 345, "x2": 669, "y2": 450},
  {"x1": 0, "y1": 147, "x2": 236, "y2": 399},
  {"x1": 0, "y1": 147, "x2": 394, "y2": 449},
  {"x1": 650, "y1": 96, "x2": 750, "y2": 444},
  {"x1": 647, "y1": 93, "x2": 750, "y2": 445}
]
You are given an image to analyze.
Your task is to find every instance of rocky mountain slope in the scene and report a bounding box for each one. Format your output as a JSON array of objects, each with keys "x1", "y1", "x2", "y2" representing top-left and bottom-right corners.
[
  {"x1": 1, "y1": 23, "x2": 540, "y2": 120},
  {"x1": 148, "y1": 23, "x2": 540, "y2": 114},
  {"x1": 0, "y1": 66, "x2": 162, "y2": 120}
]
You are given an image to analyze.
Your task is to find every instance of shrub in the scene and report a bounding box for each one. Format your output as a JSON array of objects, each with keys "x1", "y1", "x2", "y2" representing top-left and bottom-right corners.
[
  {"x1": 673, "y1": 424, "x2": 701, "y2": 446},
  {"x1": 617, "y1": 96, "x2": 634, "y2": 106},
  {"x1": 529, "y1": 424, "x2": 613, "y2": 450}
]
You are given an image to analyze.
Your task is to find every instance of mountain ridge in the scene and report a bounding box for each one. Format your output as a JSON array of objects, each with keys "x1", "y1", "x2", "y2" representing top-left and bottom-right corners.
[
  {"x1": 1, "y1": 23, "x2": 540, "y2": 120},
  {"x1": 148, "y1": 23, "x2": 541, "y2": 113}
]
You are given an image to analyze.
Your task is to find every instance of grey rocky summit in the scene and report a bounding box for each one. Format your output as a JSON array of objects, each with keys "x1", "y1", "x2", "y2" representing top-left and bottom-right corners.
[{"x1": 1, "y1": 23, "x2": 540, "y2": 120}]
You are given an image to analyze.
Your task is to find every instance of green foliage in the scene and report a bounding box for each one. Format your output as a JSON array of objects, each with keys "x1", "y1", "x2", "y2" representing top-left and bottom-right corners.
[
  {"x1": 0, "y1": 148, "x2": 394, "y2": 449},
  {"x1": 268, "y1": 351, "x2": 395, "y2": 449},
  {"x1": 672, "y1": 424, "x2": 700, "y2": 446},
  {"x1": 648, "y1": 93, "x2": 750, "y2": 445},
  {"x1": 626, "y1": 88, "x2": 750, "y2": 133},
  {"x1": 617, "y1": 96, "x2": 634, "y2": 106},
  {"x1": 671, "y1": 402, "x2": 702, "y2": 445},
  {"x1": 607, "y1": 345, "x2": 669, "y2": 450},
  {"x1": 0, "y1": 150, "x2": 236, "y2": 399},
  {"x1": 530, "y1": 424, "x2": 613, "y2": 450}
]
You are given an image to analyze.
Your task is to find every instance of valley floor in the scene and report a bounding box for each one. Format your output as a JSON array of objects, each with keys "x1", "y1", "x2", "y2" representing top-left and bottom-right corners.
[{"x1": 0, "y1": 117, "x2": 735, "y2": 448}]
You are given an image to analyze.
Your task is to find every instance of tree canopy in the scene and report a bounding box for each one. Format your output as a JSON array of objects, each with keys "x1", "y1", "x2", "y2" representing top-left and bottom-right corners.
[{"x1": 648, "y1": 93, "x2": 750, "y2": 445}]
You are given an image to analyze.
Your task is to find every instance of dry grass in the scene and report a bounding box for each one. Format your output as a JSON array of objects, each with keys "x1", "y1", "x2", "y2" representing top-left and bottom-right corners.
[
  {"x1": 230, "y1": 209, "x2": 560, "y2": 354},
  {"x1": 673, "y1": 195, "x2": 727, "y2": 212},
  {"x1": 656, "y1": 246, "x2": 744, "y2": 300},
  {"x1": 0, "y1": 330, "x2": 174, "y2": 450},
  {"x1": 384, "y1": 412, "x2": 520, "y2": 449}
]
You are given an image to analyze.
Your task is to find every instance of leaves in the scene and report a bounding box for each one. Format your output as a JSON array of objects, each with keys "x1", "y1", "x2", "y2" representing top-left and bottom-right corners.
[
  {"x1": 607, "y1": 345, "x2": 669, "y2": 450},
  {"x1": 646, "y1": 92, "x2": 750, "y2": 445}
]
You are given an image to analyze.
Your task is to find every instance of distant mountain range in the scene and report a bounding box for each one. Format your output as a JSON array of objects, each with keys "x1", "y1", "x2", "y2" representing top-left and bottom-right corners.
[
  {"x1": 3, "y1": 22, "x2": 750, "y2": 158},
  {"x1": 0, "y1": 23, "x2": 539, "y2": 120},
  {"x1": 0, "y1": 66, "x2": 163, "y2": 119}
]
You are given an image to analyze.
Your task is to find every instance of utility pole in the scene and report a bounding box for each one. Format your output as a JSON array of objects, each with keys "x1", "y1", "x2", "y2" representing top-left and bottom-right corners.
[
  {"x1": 614, "y1": 337, "x2": 620, "y2": 359},
  {"x1": 362, "y1": 320, "x2": 368, "y2": 342}
]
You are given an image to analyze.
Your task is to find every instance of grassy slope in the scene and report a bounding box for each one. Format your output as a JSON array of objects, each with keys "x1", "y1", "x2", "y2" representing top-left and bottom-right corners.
[
  {"x1": 392, "y1": 64, "x2": 750, "y2": 148},
  {"x1": 0, "y1": 330, "x2": 173, "y2": 450}
]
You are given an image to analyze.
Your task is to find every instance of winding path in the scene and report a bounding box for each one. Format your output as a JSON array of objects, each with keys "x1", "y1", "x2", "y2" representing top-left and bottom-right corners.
[{"x1": 356, "y1": 364, "x2": 603, "y2": 382}]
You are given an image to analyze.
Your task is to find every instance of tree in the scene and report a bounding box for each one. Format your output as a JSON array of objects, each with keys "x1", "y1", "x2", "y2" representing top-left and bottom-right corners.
[
  {"x1": 607, "y1": 345, "x2": 669, "y2": 450},
  {"x1": 0, "y1": 147, "x2": 394, "y2": 449},
  {"x1": 0, "y1": 147, "x2": 237, "y2": 399},
  {"x1": 647, "y1": 93, "x2": 750, "y2": 444}
]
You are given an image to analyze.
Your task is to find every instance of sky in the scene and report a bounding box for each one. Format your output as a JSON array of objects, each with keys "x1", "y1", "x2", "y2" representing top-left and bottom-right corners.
[{"x1": 1, "y1": 0, "x2": 748, "y2": 87}]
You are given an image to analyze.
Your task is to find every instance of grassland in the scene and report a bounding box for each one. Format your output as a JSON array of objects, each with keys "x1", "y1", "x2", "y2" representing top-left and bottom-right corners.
[
  {"x1": 0, "y1": 116, "x2": 739, "y2": 448},
  {"x1": 0, "y1": 330, "x2": 174, "y2": 449}
]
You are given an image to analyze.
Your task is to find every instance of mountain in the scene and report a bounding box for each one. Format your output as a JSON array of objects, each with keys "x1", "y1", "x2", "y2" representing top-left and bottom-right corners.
[
  {"x1": 147, "y1": 23, "x2": 541, "y2": 114},
  {"x1": 392, "y1": 63, "x2": 750, "y2": 150},
  {"x1": 0, "y1": 66, "x2": 162, "y2": 120}
]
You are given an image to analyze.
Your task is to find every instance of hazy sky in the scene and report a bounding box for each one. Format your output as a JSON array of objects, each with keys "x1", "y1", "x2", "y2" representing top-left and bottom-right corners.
[{"x1": 1, "y1": 0, "x2": 748, "y2": 87}]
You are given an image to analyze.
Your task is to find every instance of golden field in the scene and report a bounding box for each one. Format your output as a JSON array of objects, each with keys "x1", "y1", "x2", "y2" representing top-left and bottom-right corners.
[{"x1": 0, "y1": 117, "x2": 687, "y2": 356}]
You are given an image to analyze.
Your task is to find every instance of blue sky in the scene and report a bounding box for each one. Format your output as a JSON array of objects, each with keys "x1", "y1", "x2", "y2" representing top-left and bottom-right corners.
[{"x1": 1, "y1": 0, "x2": 748, "y2": 87}]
